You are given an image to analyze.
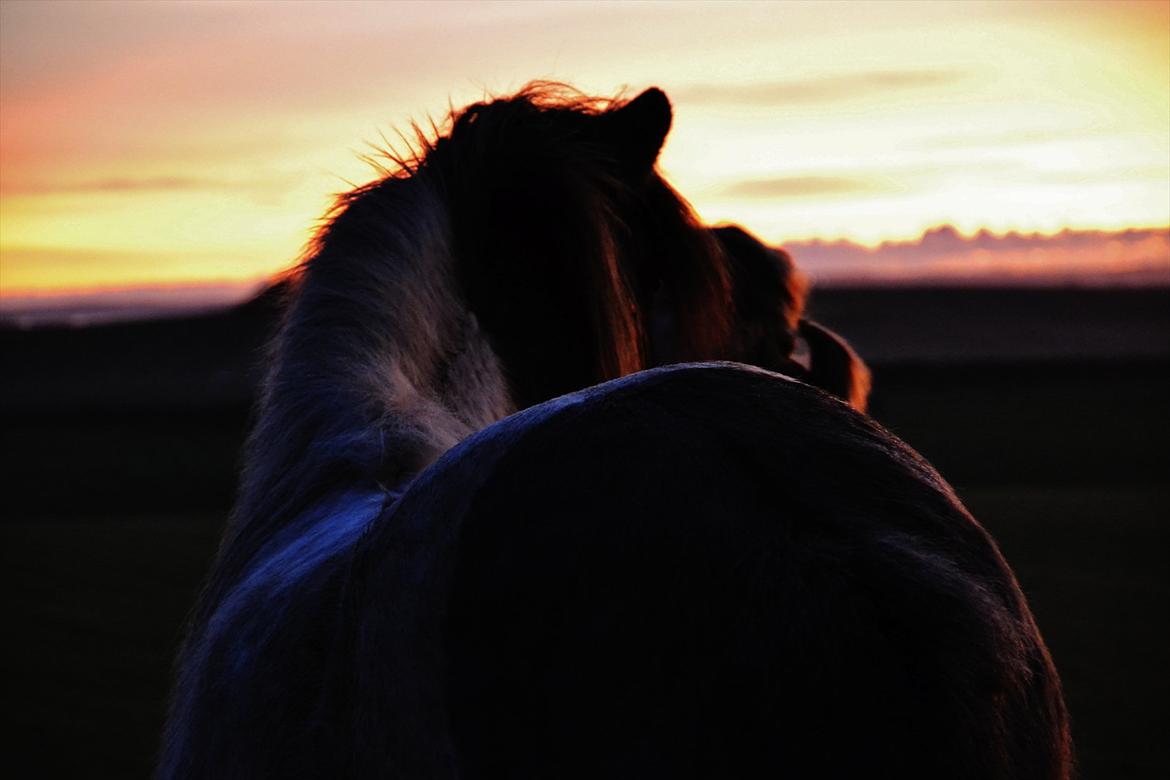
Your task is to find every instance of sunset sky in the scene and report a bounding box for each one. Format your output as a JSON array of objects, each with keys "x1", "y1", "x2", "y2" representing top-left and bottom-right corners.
[{"x1": 1, "y1": 0, "x2": 1167, "y2": 296}]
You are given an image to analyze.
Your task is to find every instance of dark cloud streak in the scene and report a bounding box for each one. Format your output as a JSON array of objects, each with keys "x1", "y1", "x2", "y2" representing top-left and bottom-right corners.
[
  {"x1": 3, "y1": 176, "x2": 222, "y2": 196},
  {"x1": 720, "y1": 175, "x2": 892, "y2": 199},
  {"x1": 1, "y1": 174, "x2": 301, "y2": 197}
]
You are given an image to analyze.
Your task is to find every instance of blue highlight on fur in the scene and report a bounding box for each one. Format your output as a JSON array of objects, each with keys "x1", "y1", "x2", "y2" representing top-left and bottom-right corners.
[
  {"x1": 161, "y1": 486, "x2": 395, "y2": 777},
  {"x1": 198, "y1": 488, "x2": 388, "y2": 676}
]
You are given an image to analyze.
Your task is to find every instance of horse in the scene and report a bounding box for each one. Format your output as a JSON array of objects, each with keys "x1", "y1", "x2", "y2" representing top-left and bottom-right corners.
[
  {"x1": 160, "y1": 83, "x2": 1069, "y2": 777},
  {"x1": 166, "y1": 363, "x2": 1072, "y2": 778},
  {"x1": 160, "y1": 82, "x2": 736, "y2": 778}
]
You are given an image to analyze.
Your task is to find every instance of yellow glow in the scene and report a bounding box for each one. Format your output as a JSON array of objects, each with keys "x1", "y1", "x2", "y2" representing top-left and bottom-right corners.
[{"x1": 1, "y1": 0, "x2": 1167, "y2": 294}]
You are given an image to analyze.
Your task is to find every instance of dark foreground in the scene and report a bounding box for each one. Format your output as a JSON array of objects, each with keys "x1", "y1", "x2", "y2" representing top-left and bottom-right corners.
[{"x1": 3, "y1": 287, "x2": 1168, "y2": 778}]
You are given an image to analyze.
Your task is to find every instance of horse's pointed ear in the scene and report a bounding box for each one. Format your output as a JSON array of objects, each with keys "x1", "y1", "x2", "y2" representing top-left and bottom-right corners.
[{"x1": 606, "y1": 87, "x2": 673, "y2": 168}]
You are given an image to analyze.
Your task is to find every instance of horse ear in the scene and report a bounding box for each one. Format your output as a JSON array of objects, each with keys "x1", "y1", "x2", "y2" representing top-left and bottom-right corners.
[
  {"x1": 798, "y1": 319, "x2": 872, "y2": 412},
  {"x1": 605, "y1": 87, "x2": 673, "y2": 169}
]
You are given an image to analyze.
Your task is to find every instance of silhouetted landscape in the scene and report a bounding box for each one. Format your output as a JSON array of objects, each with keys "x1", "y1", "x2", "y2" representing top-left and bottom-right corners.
[{"x1": 3, "y1": 285, "x2": 1168, "y2": 777}]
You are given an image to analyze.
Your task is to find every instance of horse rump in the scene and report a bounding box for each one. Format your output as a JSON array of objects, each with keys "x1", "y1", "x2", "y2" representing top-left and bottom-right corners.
[{"x1": 353, "y1": 363, "x2": 1072, "y2": 779}]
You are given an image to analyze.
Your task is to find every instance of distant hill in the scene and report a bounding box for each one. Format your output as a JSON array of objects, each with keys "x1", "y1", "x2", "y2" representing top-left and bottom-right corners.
[
  {"x1": 0, "y1": 282, "x2": 286, "y2": 412},
  {"x1": 805, "y1": 286, "x2": 1170, "y2": 363},
  {"x1": 2, "y1": 285, "x2": 1168, "y2": 414},
  {"x1": 0, "y1": 282, "x2": 264, "y2": 329}
]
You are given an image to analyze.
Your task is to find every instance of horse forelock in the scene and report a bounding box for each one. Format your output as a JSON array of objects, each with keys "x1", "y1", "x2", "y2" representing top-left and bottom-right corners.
[
  {"x1": 433, "y1": 87, "x2": 656, "y2": 401},
  {"x1": 641, "y1": 179, "x2": 736, "y2": 362}
]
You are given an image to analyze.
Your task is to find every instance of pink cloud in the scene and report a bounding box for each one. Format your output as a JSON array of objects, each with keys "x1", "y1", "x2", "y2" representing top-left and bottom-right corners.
[{"x1": 784, "y1": 226, "x2": 1170, "y2": 286}]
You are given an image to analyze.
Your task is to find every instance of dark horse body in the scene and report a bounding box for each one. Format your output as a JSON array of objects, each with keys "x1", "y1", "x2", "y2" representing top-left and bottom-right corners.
[{"x1": 160, "y1": 86, "x2": 1069, "y2": 777}]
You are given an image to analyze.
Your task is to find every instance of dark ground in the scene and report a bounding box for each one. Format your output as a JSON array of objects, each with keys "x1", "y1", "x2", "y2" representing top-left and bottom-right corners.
[{"x1": 2, "y1": 287, "x2": 1168, "y2": 778}]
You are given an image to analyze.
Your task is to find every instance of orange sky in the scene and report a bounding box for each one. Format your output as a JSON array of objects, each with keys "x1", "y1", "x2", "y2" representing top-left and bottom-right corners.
[{"x1": 1, "y1": 0, "x2": 1167, "y2": 294}]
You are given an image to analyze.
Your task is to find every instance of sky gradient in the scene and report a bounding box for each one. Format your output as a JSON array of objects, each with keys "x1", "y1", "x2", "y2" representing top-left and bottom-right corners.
[{"x1": 1, "y1": 0, "x2": 1168, "y2": 295}]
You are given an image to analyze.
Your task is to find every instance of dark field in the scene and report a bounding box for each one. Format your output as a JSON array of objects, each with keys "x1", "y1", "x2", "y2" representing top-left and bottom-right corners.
[{"x1": 3, "y1": 287, "x2": 1168, "y2": 778}]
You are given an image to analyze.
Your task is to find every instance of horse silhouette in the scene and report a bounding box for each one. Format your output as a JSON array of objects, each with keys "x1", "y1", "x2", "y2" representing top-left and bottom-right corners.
[{"x1": 160, "y1": 84, "x2": 1069, "y2": 778}]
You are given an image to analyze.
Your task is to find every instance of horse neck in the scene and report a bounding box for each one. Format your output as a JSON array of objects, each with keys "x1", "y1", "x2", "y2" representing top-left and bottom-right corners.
[{"x1": 227, "y1": 175, "x2": 514, "y2": 564}]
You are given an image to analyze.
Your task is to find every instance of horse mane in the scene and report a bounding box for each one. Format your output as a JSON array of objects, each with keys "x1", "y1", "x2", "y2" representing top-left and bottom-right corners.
[
  {"x1": 163, "y1": 84, "x2": 736, "y2": 774},
  {"x1": 209, "y1": 84, "x2": 735, "y2": 597}
]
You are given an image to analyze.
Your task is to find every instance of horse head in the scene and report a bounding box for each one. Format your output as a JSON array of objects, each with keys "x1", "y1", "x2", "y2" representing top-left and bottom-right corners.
[{"x1": 709, "y1": 223, "x2": 872, "y2": 410}]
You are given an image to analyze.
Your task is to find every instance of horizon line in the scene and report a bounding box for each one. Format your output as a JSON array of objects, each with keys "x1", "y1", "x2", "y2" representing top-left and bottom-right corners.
[{"x1": 2, "y1": 222, "x2": 1167, "y2": 301}]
